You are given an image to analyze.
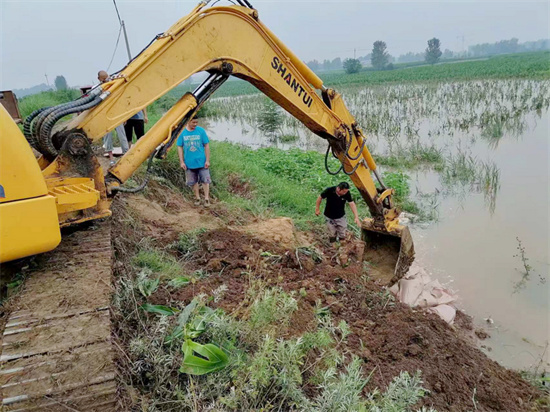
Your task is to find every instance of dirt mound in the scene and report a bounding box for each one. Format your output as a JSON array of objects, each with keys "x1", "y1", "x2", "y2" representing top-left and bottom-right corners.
[
  {"x1": 127, "y1": 192, "x2": 219, "y2": 243},
  {"x1": 113, "y1": 184, "x2": 543, "y2": 411},
  {"x1": 226, "y1": 173, "x2": 253, "y2": 199},
  {"x1": 237, "y1": 217, "x2": 305, "y2": 248},
  {"x1": 146, "y1": 226, "x2": 541, "y2": 411}
]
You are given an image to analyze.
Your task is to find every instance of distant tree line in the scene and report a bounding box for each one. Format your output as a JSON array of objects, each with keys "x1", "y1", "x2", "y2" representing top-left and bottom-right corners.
[
  {"x1": 306, "y1": 37, "x2": 549, "y2": 74},
  {"x1": 468, "y1": 38, "x2": 549, "y2": 57},
  {"x1": 304, "y1": 57, "x2": 343, "y2": 72}
]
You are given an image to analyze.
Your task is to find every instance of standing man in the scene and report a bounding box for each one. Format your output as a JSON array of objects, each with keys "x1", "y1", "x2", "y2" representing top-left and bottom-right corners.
[
  {"x1": 125, "y1": 107, "x2": 148, "y2": 146},
  {"x1": 97, "y1": 70, "x2": 129, "y2": 165},
  {"x1": 315, "y1": 182, "x2": 361, "y2": 243},
  {"x1": 177, "y1": 116, "x2": 212, "y2": 207}
]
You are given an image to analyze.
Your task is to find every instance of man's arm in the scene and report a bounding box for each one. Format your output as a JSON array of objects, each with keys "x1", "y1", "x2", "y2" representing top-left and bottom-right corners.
[
  {"x1": 315, "y1": 196, "x2": 323, "y2": 216},
  {"x1": 143, "y1": 108, "x2": 149, "y2": 124},
  {"x1": 348, "y1": 202, "x2": 361, "y2": 226},
  {"x1": 177, "y1": 145, "x2": 186, "y2": 170},
  {"x1": 204, "y1": 143, "x2": 210, "y2": 168}
]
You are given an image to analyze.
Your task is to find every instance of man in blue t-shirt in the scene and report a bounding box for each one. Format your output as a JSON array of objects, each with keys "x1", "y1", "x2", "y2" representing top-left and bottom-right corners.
[{"x1": 177, "y1": 116, "x2": 212, "y2": 207}]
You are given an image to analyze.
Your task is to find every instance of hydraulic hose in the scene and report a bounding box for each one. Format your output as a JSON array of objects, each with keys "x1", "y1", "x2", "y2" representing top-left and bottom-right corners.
[
  {"x1": 38, "y1": 95, "x2": 103, "y2": 159},
  {"x1": 324, "y1": 143, "x2": 343, "y2": 175},
  {"x1": 342, "y1": 158, "x2": 364, "y2": 176},
  {"x1": 324, "y1": 128, "x2": 353, "y2": 175},
  {"x1": 344, "y1": 126, "x2": 368, "y2": 161},
  {"x1": 110, "y1": 149, "x2": 157, "y2": 193},
  {"x1": 23, "y1": 107, "x2": 50, "y2": 149},
  {"x1": 32, "y1": 94, "x2": 97, "y2": 154}
]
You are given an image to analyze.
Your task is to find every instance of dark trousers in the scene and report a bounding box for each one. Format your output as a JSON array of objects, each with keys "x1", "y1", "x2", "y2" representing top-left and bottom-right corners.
[{"x1": 124, "y1": 119, "x2": 145, "y2": 143}]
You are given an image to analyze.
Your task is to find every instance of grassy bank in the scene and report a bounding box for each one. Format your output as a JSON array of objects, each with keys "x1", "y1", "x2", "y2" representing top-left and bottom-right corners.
[{"x1": 155, "y1": 141, "x2": 428, "y2": 232}]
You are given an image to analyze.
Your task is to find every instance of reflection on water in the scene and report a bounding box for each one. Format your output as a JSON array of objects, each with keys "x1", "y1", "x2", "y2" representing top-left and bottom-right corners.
[
  {"x1": 512, "y1": 237, "x2": 547, "y2": 295},
  {"x1": 204, "y1": 80, "x2": 549, "y2": 371},
  {"x1": 405, "y1": 111, "x2": 549, "y2": 371}
]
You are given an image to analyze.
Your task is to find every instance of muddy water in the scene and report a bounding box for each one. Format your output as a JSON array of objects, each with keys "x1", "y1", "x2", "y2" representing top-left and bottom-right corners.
[
  {"x1": 411, "y1": 112, "x2": 549, "y2": 370},
  {"x1": 203, "y1": 84, "x2": 549, "y2": 371}
]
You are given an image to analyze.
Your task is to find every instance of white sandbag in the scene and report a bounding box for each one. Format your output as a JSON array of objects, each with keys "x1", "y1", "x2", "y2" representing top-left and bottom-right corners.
[
  {"x1": 394, "y1": 278, "x2": 425, "y2": 305},
  {"x1": 390, "y1": 264, "x2": 458, "y2": 324},
  {"x1": 428, "y1": 304, "x2": 456, "y2": 324}
]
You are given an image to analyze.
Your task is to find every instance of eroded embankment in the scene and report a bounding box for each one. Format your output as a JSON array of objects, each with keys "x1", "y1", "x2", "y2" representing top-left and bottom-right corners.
[{"x1": 111, "y1": 180, "x2": 546, "y2": 411}]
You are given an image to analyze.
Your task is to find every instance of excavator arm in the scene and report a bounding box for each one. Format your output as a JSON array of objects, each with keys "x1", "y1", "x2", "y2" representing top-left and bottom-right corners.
[{"x1": 10, "y1": 0, "x2": 414, "y2": 281}]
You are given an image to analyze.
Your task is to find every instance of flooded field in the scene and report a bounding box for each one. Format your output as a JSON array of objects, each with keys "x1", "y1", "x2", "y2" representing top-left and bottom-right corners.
[{"x1": 203, "y1": 79, "x2": 549, "y2": 371}]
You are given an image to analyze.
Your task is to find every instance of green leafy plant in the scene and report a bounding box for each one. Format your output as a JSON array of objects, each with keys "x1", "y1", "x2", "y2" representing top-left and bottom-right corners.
[
  {"x1": 257, "y1": 98, "x2": 284, "y2": 138},
  {"x1": 136, "y1": 270, "x2": 160, "y2": 297},
  {"x1": 141, "y1": 303, "x2": 179, "y2": 316},
  {"x1": 168, "y1": 276, "x2": 191, "y2": 288},
  {"x1": 180, "y1": 339, "x2": 229, "y2": 375},
  {"x1": 160, "y1": 300, "x2": 230, "y2": 376}
]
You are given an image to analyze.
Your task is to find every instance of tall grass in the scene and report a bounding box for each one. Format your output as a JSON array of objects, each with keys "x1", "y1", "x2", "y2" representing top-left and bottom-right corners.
[
  {"x1": 158, "y1": 141, "x2": 424, "y2": 228},
  {"x1": 18, "y1": 89, "x2": 81, "y2": 119}
]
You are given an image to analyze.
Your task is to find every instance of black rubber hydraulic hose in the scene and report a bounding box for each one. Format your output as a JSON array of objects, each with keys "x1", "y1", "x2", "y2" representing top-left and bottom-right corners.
[
  {"x1": 31, "y1": 94, "x2": 95, "y2": 141},
  {"x1": 324, "y1": 129, "x2": 353, "y2": 175},
  {"x1": 32, "y1": 94, "x2": 97, "y2": 153},
  {"x1": 325, "y1": 144, "x2": 343, "y2": 175},
  {"x1": 110, "y1": 149, "x2": 157, "y2": 193},
  {"x1": 344, "y1": 126, "x2": 368, "y2": 161},
  {"x1": 23, "y1": 107, "x2": 50, "y2": 149},
  {"x1": 38, "y1": 96, "x2": 103, "y2": 159}
]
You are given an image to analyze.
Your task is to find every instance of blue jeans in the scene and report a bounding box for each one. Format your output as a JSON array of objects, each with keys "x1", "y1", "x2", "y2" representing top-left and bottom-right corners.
[{"x1": 103, "y1": 124, "x2": 129, "y2": 153}]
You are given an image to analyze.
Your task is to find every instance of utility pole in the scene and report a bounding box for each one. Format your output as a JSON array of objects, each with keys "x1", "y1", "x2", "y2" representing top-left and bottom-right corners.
[
  {"x1": 45, "y1": 74, "x2": 50, "y2": 87},
  {"x1": 121, "y1": 20, "x2": 132, "y2": 61},
  {"x1": 113, "y1": 0, "x2": 132, "y2": 61},
  {"x1": 354, "y1": 48, "x2": 356, "y2": 59}
]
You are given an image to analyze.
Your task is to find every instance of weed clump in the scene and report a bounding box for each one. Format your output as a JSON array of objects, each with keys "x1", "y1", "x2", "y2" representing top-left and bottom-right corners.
[
  {"x1": 116, "y1": 264, "x2": 434, "y2": 411},
  {"x1": 171, "y1": 228, "x2": 207, "y2": 256},
  {"x1": 133, "y1": 249, "x2": 181, "y2": 279}
]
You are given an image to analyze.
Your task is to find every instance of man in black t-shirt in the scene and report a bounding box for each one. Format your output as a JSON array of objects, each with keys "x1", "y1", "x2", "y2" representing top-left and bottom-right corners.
[{"x1": 315, "y1": 182, "x2": 362, "y2": 243}]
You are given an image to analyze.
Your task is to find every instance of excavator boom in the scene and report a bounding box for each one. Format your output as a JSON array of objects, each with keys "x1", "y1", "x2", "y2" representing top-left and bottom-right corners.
[{"x1": 2, "y1": 0, "x2": 413, "y2": 282}]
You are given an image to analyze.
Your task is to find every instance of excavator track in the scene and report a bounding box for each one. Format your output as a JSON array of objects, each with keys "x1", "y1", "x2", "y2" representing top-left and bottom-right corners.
[{"x1": 0, "y1": 221, "x2": 117, "y2": 411}]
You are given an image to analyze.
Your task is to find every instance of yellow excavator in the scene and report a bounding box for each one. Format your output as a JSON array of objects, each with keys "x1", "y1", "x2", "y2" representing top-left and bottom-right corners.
[{"x1": 0, "y1": 0, "x2": 413, "y2": 282}]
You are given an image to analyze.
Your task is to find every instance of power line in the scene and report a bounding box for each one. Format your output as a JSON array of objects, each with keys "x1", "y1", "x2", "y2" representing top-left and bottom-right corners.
[
  {"x1": 112, "y1": 0, "x2": 123, "y2": 25},
  {"x1": 107, "y1": 24, "x2": 123, "y2": 71},
  {"x1": 111, "y1": 0, "x2": 132, "y2": 62}
]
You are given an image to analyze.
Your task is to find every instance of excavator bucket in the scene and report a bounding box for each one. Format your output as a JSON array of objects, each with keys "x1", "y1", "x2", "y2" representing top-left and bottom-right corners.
[{"x1": 361, "y1": 218, "x2": 415, "y2": 286}]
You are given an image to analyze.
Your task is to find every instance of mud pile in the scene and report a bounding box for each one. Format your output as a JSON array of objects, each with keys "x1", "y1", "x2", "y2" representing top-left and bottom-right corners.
[{"x1": 112, "y1": 184, "x2": 544, "y2": 411}]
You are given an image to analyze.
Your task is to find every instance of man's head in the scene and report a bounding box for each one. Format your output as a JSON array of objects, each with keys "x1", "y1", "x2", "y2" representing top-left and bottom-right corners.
[
  {"x1": 336, "y1": 181, "x2": 350, "y2": 196},
  {"x1": 97, "y1": 70, "x2": 109, "y2": 83},
  {"x1": 187, "y1": 116, "x2": 199, "y2": 131}
]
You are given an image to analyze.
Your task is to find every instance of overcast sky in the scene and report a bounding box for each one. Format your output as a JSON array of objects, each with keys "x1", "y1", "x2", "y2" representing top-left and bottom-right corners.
[{"x1": 1, "y1": 0, "x2": 548, "y2": 90}]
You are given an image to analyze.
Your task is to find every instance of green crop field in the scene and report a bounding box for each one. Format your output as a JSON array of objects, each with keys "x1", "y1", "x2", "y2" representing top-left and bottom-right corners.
[
  {"x1": 17, "y1": 51, "x2": 549, "y2": 118},
  {"x1": 172, "y1": 51, "x2": 550, "y2": 98}
]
